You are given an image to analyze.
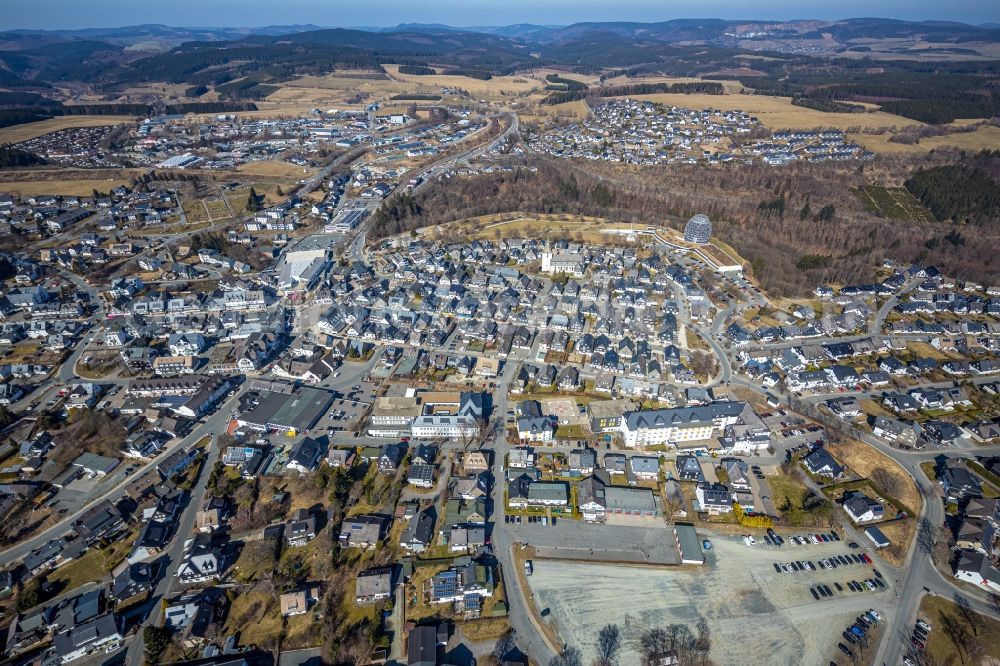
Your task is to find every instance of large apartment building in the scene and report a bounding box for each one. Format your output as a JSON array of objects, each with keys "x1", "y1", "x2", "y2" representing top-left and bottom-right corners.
[{"x1": 620, "y1": 401, "x2": 747, "y2": 448}]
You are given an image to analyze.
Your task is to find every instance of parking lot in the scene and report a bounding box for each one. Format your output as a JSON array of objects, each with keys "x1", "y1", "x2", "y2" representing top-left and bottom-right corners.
[
  {"x1": 322, "y1": 394, "x2": 370, "y2": 434},
  {"x1": 525, "y1": 530, "x2": 892, "y2": 665},
  {"x1": 759, "y1": 409, "x2": 827, "y2": 456}
]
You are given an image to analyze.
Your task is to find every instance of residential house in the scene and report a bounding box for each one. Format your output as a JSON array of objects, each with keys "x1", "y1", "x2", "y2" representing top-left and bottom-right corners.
[
  {"x1": 340, "y1": 514, "x2": 388, "y2": 549},
  {"x1": 941, "y1": 466, "x2": 983, "y2": 501},
  {"x1": 843, "y1": 492, "x2": 885, "y2": 524},
  {"x1": 803, "y1": 448, "x2": 845, "y2": 479},
  {"x1": 400, "y1": 509, "x2": 435, "y2": 553},
  {"x1": 280, "y1": 585, "x2": 321, "y2": 616},
  {"x1": 696, "y1": 482, "x2": 732, "y2": 515},
  {"x1": 355, "y1": 567, "x2": 392, "y2": 604},
  {"x1": 175, "y1": 534, "x2": 221, "y2": 584},
  {"x1": 286, "y1": 437, "x2": 323, "y2": 474}
]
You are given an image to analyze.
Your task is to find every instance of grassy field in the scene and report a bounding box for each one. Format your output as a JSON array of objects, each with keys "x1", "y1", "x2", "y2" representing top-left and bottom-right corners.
[
  {"x1": 272, "y1": 71, "x2": 395, "y2": 96},
  {"x1": 919, "y1": 124, "x2": 1000, "y2": 151},
  {"x1": 768, "y1": 473, "x2": 834, "y2": 527},
  {"x1": 46, "y1": 526, "x2": 138, "y2": 592},
  {"x1": 265, "y1": 66, "x2": 544, "y2": 107},
  {"x1": 235, "y1": 160, "x2": 316, "y2": 180},
  {"x1": 544, "y1": 91, "x2": 922, "y2": 131},
  {"x1": 203, "y1": 198, "x2": 232, "y2": 222},
  {"x1": 919, "y1": 595, "x2": 1000, "y2": 666},
  {"x1": 226, "y1": 183, "x2": 286, "y2": 209},
  {"x1": 458, "y1": 617, "x2": 512, "y2": 642},
  {"x1": 518, "y1": 98, "x2": 591, "y2": 124},
  {"x1": 1, "y1": 177, "x2": 135, "y2": 197},
  {"x1": 906, "y1": 341, "x2": 961, "y2": 363},
  {"x1": 831, "y1": 439, "x2": 921, "y2": 512},
  {"x1": 436, "y1": 212, "x2": 637, "y2": 244},
  {"x1": 855, "y1": 186, "x2": 937, "y2": 223},
  {"x1": 384, "y1": 64, "x2": 545, "y2": 98},
  {"x1": 222, "y1": 585, "x2": 282, "y2": 645},
  {"x1": 601, "y1": 74, "x2": 745, "y2": 94},
  {"x1": 848, "y1": 125, "x2": 1000, "y2": 154},
  {"x1": 182, "y1": 199, "x2": 210, "y2": 223},
  {"x1": 0, "y1": 115, "x2": 136, "y2": 143}
]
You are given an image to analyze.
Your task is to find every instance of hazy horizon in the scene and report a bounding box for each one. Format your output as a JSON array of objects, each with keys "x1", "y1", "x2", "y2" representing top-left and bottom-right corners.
[{"x1": 2, "y1": 0, "x2": 998, "y2": 31}]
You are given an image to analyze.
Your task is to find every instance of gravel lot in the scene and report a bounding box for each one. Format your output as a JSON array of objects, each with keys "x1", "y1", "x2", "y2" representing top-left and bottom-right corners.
[{"x1": 526, "y1": 533, "x2": 892, "y2": 665}]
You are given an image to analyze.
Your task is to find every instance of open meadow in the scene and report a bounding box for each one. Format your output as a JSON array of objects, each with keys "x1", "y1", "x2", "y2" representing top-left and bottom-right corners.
[
  {"x1": 383, "y1": 64, "x2": 549, "y2": 99},
  {"x1": 535, "y1": 88, "x2": 1000, "y2": 152},
  {"x1": 0, "y1": 115, "x2": 136, "y2": 144},
  {"x1": 234, "y1": 160, "x2": 316, "y2": 180}
]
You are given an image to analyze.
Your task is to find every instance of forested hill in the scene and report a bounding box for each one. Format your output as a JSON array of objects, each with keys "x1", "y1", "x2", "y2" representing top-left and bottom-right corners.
[
  {"x1": 0, "y1": 19, "x2": 996, "y2": 125},
  {"x1": 905, "y1": 152, "x2": 1000, "y2": 224}
]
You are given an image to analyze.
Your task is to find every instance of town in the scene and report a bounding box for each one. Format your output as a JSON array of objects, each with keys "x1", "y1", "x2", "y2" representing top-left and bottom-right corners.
[
  {"x1": 530, "y1": 99, "x2": 875, "y2": 166},
  {"x1": 0, "y1": 162, "x2": 999, "y2": 666},
  {"x1": 0, "y1": 13, "x2": 998, "y2": 666}
]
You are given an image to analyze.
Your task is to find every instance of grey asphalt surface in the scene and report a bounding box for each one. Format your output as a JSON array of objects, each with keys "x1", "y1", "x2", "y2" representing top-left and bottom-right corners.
[{"x1": 122, "y1": 432, "x2": 223, "y2": 666}]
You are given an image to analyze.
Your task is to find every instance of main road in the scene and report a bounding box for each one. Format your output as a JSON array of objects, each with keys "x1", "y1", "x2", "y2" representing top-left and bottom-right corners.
[
  {"x1": 0, "y1": 394, "x2": 240, "y2": 565},
  {"x1": 487, "y1": 361, "x2": 561, "y2": 665},
  {"x1": 122, "y1": 429, "x2": 224, "y2": 666}
]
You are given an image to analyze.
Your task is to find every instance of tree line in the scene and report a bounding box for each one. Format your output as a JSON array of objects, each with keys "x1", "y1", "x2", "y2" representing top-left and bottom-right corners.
[
  {"x1": 0, "y1": 100, "x2": 258, "y2": 130},
  {"x1": 539, "y1": 619, "x2": 711, "y2": 666},
  {"x1": 546, "y1": 73, "x2": 589, "y2": 91},
  {"x1": 0, "y1": 144, "x2": 45, "y2": 168},
  {"x1": 398, "y1": 65, "x2": 435, "y2": 75},
  {"x1": 904, "y1": 154, "x2": 1000, "y2": 224},
  {"x1": 543, "y1": 81, "x2": 724, "y2": 105}
]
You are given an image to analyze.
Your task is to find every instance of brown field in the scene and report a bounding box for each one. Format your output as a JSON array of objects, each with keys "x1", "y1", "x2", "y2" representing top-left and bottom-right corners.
[
  {"x1": 851, "y1": 125, "x2": 1000, "y2": 154},
  {"x1": 605, "y1": 92, "x2": 920, "y2": 130},
  {"x1": 264, "y1": 78, "x2": 412, "y2": 106},
  {"x1": 442, "y1": 212, "x2": 637, "y2": 244},
  {"x1": 234, "y1": 160, "x2": 316, "y2": 180},
  {"x1": 189, "y1": 104, "x2": 326, "y2": 121},
  {"x1": 839, "y1": 38, "x2": 1000, "y2": 61},
  {"x1": 831, "y1": 439, "x2": 921, "y2": 512},
  {"x1": 118, "y1": 83, "x2": 194, "y2": 98},
  {"x1": 600, "y1": 74, "x2": 745, "y2": 93},
  {"x1": 517, "y1": 99, "x2": 591, "y2": 124},
  {"x1": 383, "y1": 64, "x2": 544, "y2": 98},
  {"x1": 267, "y1": 70, "x2": 475, "y2": 107},
  {"x1": 0, "y1": 115, "x2": 136, "y2": 143},
  {"x1": 920, "y1": 595, "x2": 1000, "y2": 665},
  {"x1": 1, "y1": 177, "x2": 135, "y2": 197}
]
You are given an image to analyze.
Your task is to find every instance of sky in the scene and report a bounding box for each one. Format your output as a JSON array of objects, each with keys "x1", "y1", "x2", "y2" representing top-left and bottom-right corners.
[{"x1": 2, "y1": 0, "x2": 998, "y2": 30}]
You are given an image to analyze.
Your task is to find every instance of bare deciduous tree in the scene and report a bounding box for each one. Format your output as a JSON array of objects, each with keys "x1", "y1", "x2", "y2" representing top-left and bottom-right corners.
[
  {"x1": 871, "y1": 466, "x2": 901, "y2": 497},
  {"x1": 549, "y1": 646, "x2": 583, "y2": 666},
  {"x1": 493, "y1": 629, "x2": 517, "y2": 661},
  {"x1": 594, "y1": 624, "x2": 622, "y2": 666},
  {"x1": 940, "y1": 611, "x2": 971, "y2": 662},
  {"x1": 916, "y1": 516, "x2": 936, "y2": 555}
]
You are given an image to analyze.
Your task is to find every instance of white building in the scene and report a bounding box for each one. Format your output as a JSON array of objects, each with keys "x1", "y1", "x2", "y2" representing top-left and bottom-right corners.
[{"x1": 620, "y1": 402, "x2": 745, "y2": 448}]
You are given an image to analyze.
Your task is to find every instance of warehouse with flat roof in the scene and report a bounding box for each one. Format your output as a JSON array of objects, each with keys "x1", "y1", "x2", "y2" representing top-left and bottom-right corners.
[
  {"x1": 235, "y1": 380, "x2": 334, "y2": 434},
  {"x1": 673, "y1": 523, "x2": 704, "y2": 564}
]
